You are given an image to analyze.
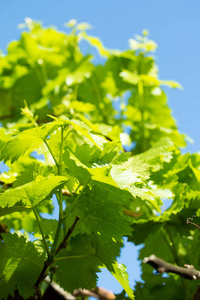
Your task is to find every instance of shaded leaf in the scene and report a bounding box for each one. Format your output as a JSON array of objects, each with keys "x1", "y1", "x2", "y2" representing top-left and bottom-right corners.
[{"x1": 0, "y1": 233, "x2": 45, "y2": 299}]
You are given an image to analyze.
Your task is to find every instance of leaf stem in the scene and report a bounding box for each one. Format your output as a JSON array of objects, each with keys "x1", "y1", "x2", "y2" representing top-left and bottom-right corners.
[
  {"x1": 43, "y1": 139, "x2": 59, "y2": 169},
  {"x1": 91, "y1": 74, "x2": 107, "y2": 123},
  {"x1": 22, "y1": 257, "x2": 43, "y2": 269},
  {"x1": 34, "y1": 261, "x2": 49, "y2": 290},
  {"x1": 32, "y1": 207, "x2": 50, "y2": 257},
  {"x1": 58, "y1": 127, "x2": 67, "y2": 235},
  {"x1": 34, "y1": 216, "x2": 80, "y2": 290},
  {"x1": 62, "y1": 215, "x2": 67, "y2": 237},
  {"x1": 55, "y1": 254, "x2": 95, "y2": 261},
  {"x1": 58, "y1": 126, "x2": 64, "y2": 172},
  {"x1": 162, "y1": 226, "x2": 189, "y2": 298},
  {"x1": 58, "y1": 127, "x2": 64, "y2": 215},
  {"x1": 51, "y1": 127, "x2": 65, "y2": 254},
  {"x1": 64, "y1": 179, "x2": 91, "y2": 220},
  {"x1": 55, "y1": 216, "x2": 80, "y2": 255},
  {"x1": 51, "y1": 219, "x2": 63, "y2": 256},
  {"x1": 34, "y1": 126, "x2": 83, "y2": 291},
  {"x1": 164, "y1": 226, "x2": 180, "y2": 266},
  {"x1": 74, "y1": 182, "x2": 81, "y2": 194},
  {"x1": 138, "y1": 80, "x2": 146, "y2": 152}
]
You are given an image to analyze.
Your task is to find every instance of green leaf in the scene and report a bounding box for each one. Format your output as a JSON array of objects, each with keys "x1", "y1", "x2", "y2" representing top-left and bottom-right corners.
[
  {"x1": 55, "y1": 234, "x2": 100, "y2": 292},
  {"x1": 82, "y1": 32, "x2": 111, "y2": 57},
  {"x1": 92, "y1": 234, "x2": 123, "y2": 270},
  {"x1": 0, "y1": 232, "x2": 45, "y2": 299},
  {"x1": 65, "y1": 19, "x2": 77, "y2": 28},
  {"x1": 65, "y1": 55, "x2": 94, "y2": 86},
  {"x1": 0, "y1": 127, "x2": 11, "y2": 151},
  {"x1": 159, "y1": 80, "x2": 183, "y2": 89},
  {"x1": 68, "y1": 184, "x2": 132, "y2": 241},
  {"x1": 0, "y1": 20, "x2": 198, "y2": 300},
  {"x1": 0, "y1": 120, "x2": 63, "y2": 163},
  {"x1": 68, "y1": 119, "x2": 106, "y2": 150},
  {"x1": 129, "y1": 37, "x2": 157, "y2": 52},
  {"x1": 137, "y1": 138, "x2": 175, "y2": 171},
  {"x1": 63, "y1": 149, "x2": 92, "y2": 185},
  {"x1": 0, "y1": 175, "x2": 68, "y2": 216},
  {"x1": 189, "y1": 156, "x2": 200, "y2": 182},
  {"x1": 111, "y1": 262, "x2": 134, "y2": 299},
  {"x1": 110, "y1": 156, "x2": 150, "y2": 189},
  {"x1": 33, "y1": 218, "x2": 58, "y2": 242}
]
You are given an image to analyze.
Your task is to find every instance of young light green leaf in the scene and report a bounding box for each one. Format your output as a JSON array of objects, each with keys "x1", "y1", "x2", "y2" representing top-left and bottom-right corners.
[
  {"x1": 82, "y1": 32, "x2": 110, "y2": 57},
  {"x1": 111, "y1": 262, "x2": 134, "y2": 299},
  {"x1": 137, "y1": 138, "x2": 175, "y2": 171},
  {"x1": 110, "y1": 156, "x2": 150, "y2": 189},
  {"x1": 65, "y1": 55, "x2": 94, "y2": 86},
  {"x1": 129, "y1": 37, "x2": 157, "y2": 52},
  {"x1": 0, "y1": 120, "x2": 64, "y2": 163},
  {"x1": 159, "y1": 80, "x2": 183, "y2": 89},
  {"x1": 77, "y1": 22, "x2": 92, "y2": 31},
  {"x1": 0, "y1": 175, "x2": 68, "y2": 216},
  {"x1": 69, "y1": 119, "x2": 106, "y2": 150}
]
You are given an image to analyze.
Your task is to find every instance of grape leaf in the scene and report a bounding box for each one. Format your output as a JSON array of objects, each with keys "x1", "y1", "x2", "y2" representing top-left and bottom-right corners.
[
  {"x1": 55, "y1": 234, "x2": 101, "y2": 292},
  {"x1": 0, "y1": 232, "x2": 45, "y2": 299},
  {"x1": 137, "y1": 138, "x2": 174, "y2": 171},
  {"x1": 82, "y1": 31, "x2": 111, "y2": 57},
  {"x1": 91, "y1": 233, "x2": 123, "y2": 269},
  {"x1": 68, "y1": 184, "x2": 133, "y2": 241},
  {"x1": 65, "y1": 55, "x2": 94, "y2": 86},
  {"x1": 0, "y1": 20, "x2": 198, "y2": 300},
  {"x1": 111, "y1": 262, "x2": 134, "y2": 299},
  {"x1": 33, "y1": 218, "x2": 58, "y2": 242},
  {"x1": 110, "y1": 156, "x2": 150, "y2": 188},
  {"x1": 0, "y1": 175, "x2": 68, "y2": 216},
  {"x1": 0, "y1": 120, "x2": 64, "y2": 164}
]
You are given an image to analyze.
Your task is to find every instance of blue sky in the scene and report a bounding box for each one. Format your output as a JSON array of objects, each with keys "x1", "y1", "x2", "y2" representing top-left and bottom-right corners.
[
  {"x1": 1, "y1": 0, "x2": 200, "y2": 153},
  {"x1": 0, "y1": 0, "x2": 200, "y2": 293}
]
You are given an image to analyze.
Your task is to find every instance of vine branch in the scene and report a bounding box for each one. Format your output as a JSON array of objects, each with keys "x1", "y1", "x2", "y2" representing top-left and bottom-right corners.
[
  {"x1": 143, "y1": 254, "x2": 200, "y2": 280},
  {"x1": 55, "y1": 216, "x2": 80, "y2": 255},
  {"x1": 187, "y1": 215, "x2": 200, "y2": 230},
  {"x1": 34, "y1": 217, "x2": 80, "y2": 291}
]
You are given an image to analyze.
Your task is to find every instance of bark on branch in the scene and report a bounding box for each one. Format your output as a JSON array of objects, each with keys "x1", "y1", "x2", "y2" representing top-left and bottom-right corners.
[
  {"x1": 143, "y1": 254, "x2": 200, "y2": 280},
  {"x1": 73, "y1": 287, "x2": 115, "y2": 300},
  {"x1": 34, "y1": 217, "x2": 80, "y2": 293}
]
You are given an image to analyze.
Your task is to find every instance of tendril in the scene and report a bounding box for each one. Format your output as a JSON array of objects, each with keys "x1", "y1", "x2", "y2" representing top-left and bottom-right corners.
[{"x1": 187, "y1": 215, "x2": 200, "y2": 230}]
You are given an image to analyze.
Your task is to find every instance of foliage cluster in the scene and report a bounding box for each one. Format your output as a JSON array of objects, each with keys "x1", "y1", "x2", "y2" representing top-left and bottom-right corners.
[{"x1": 0, "y1": 19, "x2": 200, "y2": 299}]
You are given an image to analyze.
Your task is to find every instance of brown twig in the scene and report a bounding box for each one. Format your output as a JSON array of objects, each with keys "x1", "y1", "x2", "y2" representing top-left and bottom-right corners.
[
  {"x1": 143, "y1": 255, "x2": 200, "y2": 280},
  {"x1": 187, "y1": 215, "x2": 200, "y2": 230},
  {"x1": 0, "y1": 114, "x2": 13, "y2": 120},
  {"x1": 193, "y1": 285, "x2": 200, "y2": 300},
  {"x1": 33, "y1": 217, "x2": 80, "y2": 292},
  {"x1": 0, "y1": 222, "x2": 8, "y2": 241},
  {"x1": 0, "y1": 180, "x2": 13, "y2": 189},
  {"x1": 62, "y1": 189, "x2": 72, "y2": 197},
  {"x1": 73, "y1": 287, "x2": 115, "y2": 300},
  {"x1": 55, "y1": 217, "x2": 80, "y2": 255},
  {"x1": 34, "y1": 261, "x2": 49, "y2": 291}
]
